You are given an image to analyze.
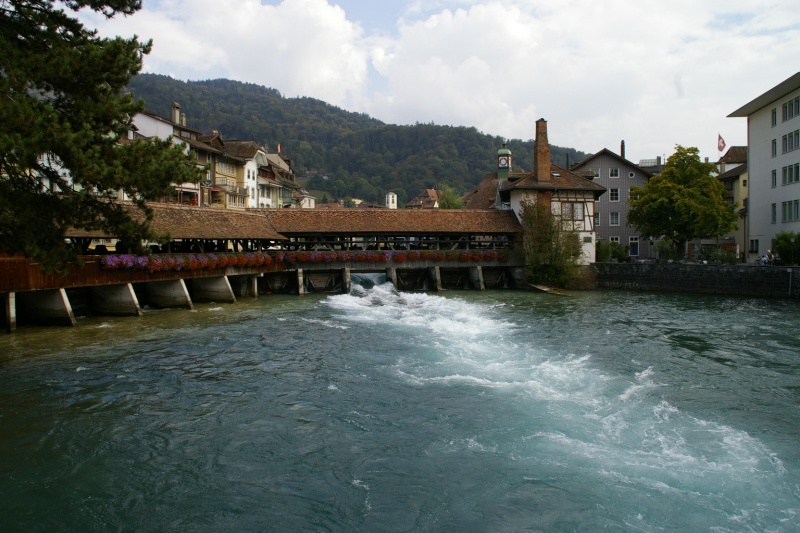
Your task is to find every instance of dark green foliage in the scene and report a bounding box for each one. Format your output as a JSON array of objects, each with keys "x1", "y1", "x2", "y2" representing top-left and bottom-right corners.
[
  {"x1": 628, "y1": 146, "x2": 737, "y2": 259},
  {"x1": 127, "y1": 74, "x2": 588, "y2": 205},
  {"x1": 1, "y1": 0, "x2": 203, "y2": 272},
  {"x1": 518, "y1": 199, "x2": 583, "y2": 288},
  {"x1": 773, "y1": 231, "x2": 800, "y2": 265},
  {"x1": 437, "y1": 184, "x2": 464, "y2": 209},
  {"x1": 595, "y1": 240, "x2": 628, "y2": 263}
]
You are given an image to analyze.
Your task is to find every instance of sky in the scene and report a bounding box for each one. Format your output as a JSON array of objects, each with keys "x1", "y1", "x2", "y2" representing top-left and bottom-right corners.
[{"x1": 80, "y1": 0, "x2": 800, "y2": 164}]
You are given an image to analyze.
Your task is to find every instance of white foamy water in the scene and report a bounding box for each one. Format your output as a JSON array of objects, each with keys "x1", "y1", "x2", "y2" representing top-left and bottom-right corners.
[{"x1": 323, "y1": 282, "x2": 800, "y2": 530}]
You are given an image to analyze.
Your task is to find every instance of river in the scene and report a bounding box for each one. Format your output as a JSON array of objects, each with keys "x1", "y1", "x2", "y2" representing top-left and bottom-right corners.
[{"x1": 1, "y1": 280, "x2": 799, "y2": 531}]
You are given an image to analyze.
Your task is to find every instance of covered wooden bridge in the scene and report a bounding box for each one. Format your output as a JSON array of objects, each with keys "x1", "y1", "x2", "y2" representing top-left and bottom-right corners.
[{"x1": 2, "y1": 204, "x2": 527, "y2": 331}]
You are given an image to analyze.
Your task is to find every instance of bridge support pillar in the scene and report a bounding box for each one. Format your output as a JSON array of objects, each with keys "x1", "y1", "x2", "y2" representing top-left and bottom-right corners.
[
  {"x1": 17, "y1": 288, "x2": 77, "y2": 327},
  {"x1": 428, "y1": 266, "x2": 443, "y2": 292},
  {"x1": 230, "y1": 275, "x2": 259, "y2": 298},
  {"x1": 385, "y1": 268, "x2": 397, "y2": 288},
  {"x1": 146, "y1": 280, "x2": 193, "y2": 309},
  {"x1": 341, "y1": 268, "x2": 351, "y2": 294},
  {"x1": 297, "y1": 269, "x2": 305, "y2": 295},
  {"x1": 3, "y1": 292, "x2": 16, "y2": 332},
  {"x1": 90, "y1": 284, "x2": 142, "y2": 316},
  {"x1": 191, "y1": 276, "x2": 236, "y2": 303},
  {"x1": 469, "y1": 266, "x2": 485, "y2": 290}
]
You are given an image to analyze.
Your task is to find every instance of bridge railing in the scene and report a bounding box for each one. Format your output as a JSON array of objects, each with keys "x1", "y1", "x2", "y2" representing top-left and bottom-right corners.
[{"x1": 1, "y1": 249, "x2": 523, "y2": 293}]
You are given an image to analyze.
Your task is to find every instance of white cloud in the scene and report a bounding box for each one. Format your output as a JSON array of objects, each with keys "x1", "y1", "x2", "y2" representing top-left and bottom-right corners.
[{"x1": 82, "y1": 0, "x2": 800, "y2": 162}]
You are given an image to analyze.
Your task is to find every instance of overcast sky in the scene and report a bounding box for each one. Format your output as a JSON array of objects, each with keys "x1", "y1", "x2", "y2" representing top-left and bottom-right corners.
[{"x1": 81, "y1": 0, "x2": 799, "y2": 164}]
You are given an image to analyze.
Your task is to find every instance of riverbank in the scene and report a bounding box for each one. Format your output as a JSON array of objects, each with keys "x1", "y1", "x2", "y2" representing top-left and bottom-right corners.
[{"x1": 593, "y1": 262, "x2": 800, "y2": 298}]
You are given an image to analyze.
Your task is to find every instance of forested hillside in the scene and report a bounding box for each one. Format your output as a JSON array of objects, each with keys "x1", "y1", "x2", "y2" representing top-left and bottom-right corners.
[{"x1": 127, "y1": 74, "x2": 588, "y2": 205}]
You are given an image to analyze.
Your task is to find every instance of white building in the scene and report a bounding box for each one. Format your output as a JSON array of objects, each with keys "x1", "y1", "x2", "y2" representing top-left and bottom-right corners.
[
  {"x1": 729, "y1": 72, "x2": 800, "y2": 262},
  {"x1": 498, "y1": 119, "x2": 606, "y2": 264}
]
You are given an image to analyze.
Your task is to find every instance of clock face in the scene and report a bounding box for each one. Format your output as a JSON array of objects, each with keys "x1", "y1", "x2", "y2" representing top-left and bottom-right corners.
[{"x1": 498, "y1": 156, "x2": 509, "y2": 168}]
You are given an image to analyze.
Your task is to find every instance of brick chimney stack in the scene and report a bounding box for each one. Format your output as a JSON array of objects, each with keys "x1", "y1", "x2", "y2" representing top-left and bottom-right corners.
[{"x1": 534, "y1": 118, "x2": 550, "y2": 182}]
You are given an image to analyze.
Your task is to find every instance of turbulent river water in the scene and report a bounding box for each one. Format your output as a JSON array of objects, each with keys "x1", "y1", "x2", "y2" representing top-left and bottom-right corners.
[{"x1": 1, "y1": 279, "x2": 800, "y2": 532}]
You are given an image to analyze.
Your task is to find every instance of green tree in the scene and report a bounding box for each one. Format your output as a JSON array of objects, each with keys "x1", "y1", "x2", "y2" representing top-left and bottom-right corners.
[
  {"x1": 773, "y1": 231, "x2": 800, "y2": 265},
  {"x1": 1, "y1": 0, "x2": 203, "y2": 272},
  {"x1": 595, "y1": 240, "x2": 628, "y2": 263},
  {"x1": 518, "y1": 199, "x2": 583, "y2": 288},
  {"x1": 437, "y1": 184, "x2": 464, "y2": 209},
  {"x1": 628, "y1": 145, "x2": 736, "y2": 258}
]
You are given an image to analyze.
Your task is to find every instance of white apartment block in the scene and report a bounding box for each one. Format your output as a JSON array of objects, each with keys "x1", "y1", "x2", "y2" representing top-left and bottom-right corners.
[{"x1": 730, "y1": 72, "x2": 800, "y2": 262}]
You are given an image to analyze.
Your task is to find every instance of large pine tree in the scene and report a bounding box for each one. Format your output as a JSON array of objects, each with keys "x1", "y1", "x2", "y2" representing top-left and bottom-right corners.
[{"x1": 0, "y1": 0, "x2": 202, "y2": 272}]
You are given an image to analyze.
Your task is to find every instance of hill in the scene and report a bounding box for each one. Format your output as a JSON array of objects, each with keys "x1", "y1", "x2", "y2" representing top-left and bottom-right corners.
[{"x1": 127, "y1": 74, "x2": 589, "y2": 205}]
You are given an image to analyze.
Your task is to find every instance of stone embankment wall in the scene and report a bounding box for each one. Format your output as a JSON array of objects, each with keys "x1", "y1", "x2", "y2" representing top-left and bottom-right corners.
[{"x1": 593, "y1": 263, "x2": 800, "y2": 299}]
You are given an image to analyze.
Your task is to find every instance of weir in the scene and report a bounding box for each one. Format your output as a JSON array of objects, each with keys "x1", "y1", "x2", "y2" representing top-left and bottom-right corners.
[{"x1": 3, "y1": 261, "x2": 522, "y2": 331}]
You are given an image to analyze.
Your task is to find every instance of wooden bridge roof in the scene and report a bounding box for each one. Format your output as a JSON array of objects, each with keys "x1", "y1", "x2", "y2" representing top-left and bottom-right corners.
[
  {"x1": 66, "y1": 203, "x2": 286, "y2": 241},
  {"x1": 262, "y1": 208, "x2": 523, "y2": 236}
]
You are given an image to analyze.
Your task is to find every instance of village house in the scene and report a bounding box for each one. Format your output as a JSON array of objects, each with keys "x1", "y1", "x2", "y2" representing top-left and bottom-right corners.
[
  {"x1": 713, "y1": 146, "x2": 749, "y2": 260},
  {"x1": 570, "y1": 142, "x2": 655, "y2": 259},
  {"x1": 130, "y1": 102, "x2": 316, "y2": 210},
  {"x1": 406, "y1": 189, "x2": 440, "y2": 209},
  {"x1": 465, "y1": 119, "x2": 606, "y2": 264}
]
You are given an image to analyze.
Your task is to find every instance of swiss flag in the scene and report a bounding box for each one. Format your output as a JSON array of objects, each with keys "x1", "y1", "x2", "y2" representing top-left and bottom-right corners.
[{"x1": 718, "y1": 134, "x2": 726, "y2": 152}]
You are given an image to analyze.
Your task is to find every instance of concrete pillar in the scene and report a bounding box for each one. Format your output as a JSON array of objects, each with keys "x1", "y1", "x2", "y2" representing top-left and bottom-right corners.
[
  {"x1": 297, "y1": 268, "x2": 305, "y2": 295},
  {"x1": 385, "y1": 267, "x2": 398, "y2": 288},
  {"x1": 341, "y1": 267, "x2": 351, "y2": 294},
  {"x1": 4, "y1": 292, "x2": 16, "y2": 332},
  {"x1": 191, "y1": 276, "x2": 236, "y2": 303},
  {"x1": 428, "y1": 266, "x2": 443, "y2": 292},
  {"x1": 229, "y1": 275, "x2": 259, "y2": 298},
  {"x1": 17, "y1": 288, "x2": 77, "y2": 327},
  {"x1": 146, "y1": 279, "x2": 194, "y2": 309},
  {"x1": 469, "y1": 266, "x2": 485, "y2": 291},
  {"x1": 90, "y1": 284, "x2": 142, "y2": 316}
]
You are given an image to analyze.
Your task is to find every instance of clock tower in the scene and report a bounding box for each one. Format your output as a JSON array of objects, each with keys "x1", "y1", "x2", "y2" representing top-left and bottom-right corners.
[
  {"x1": 495, "y1": 143, "x2": 512, "y2": 209},
  {"x1": 497, "y1": 143, "x2": 511, "y2": 171}
]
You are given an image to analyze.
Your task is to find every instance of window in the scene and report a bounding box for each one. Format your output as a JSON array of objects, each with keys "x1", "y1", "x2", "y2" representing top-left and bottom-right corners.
[
  {"x1": 629, "y1": 236, "x2": 639, "y2": 256},
  {"x1": 610, "y1": 236, "x2": 620, "y2": 243},
  {"x1": 628, "y1": 171, "x2": 636, "y2": 178},
  {"x1": 782, "y1": 200, "x2": 800, "y2": 222},
  {"x1": 783, "y1": 163, "x2": 800, "y2": 185},
  {"x1": 773, "y1": 170, "x2": 778, "y2": 188},
  {"x1": 750, "y1": 239, "x2": 759, "y2": 254},
  {"x1": 783, "y1": 96, "x2": 800, "y2": 122},
  {"x1": 610, "y1": 212, "x2": 620, "y2": 226},
  {"x1": 609, "y1": 188, "x2": 620, "y2": 202},
  {"x1": 743, "y1": 179, "x2": 747, "y2": 187},
  {"x1": 773, "y1": 108, "x2": 778, "y2": 127},
  {"x1": 773, "y1": 139, "x2": 778, "y2": 157},
  {"x1": 609, "y1": 168, "x2": 620, "y2": 178},
  {"x1": 560, "y1": 202, "x2": 585, "y2": 221},
  {"x1": 591, "y1": 168, "x2": 599, "y2": 178},
  {"x1": 217, "y1": 161, "x2": 235, "y2": 175},
  {"x1": 772, "y1": 203, "x2": 777, "y2": 224},
  {"x1": 594, "y1": 212, "x2": 600, "y2": 227},
  {"x1": 782, "y1": 130, "x2": 800, "y2": 153}
]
